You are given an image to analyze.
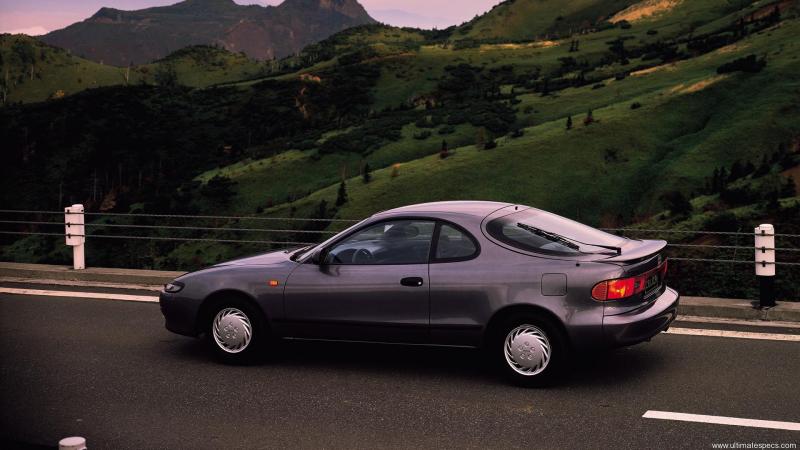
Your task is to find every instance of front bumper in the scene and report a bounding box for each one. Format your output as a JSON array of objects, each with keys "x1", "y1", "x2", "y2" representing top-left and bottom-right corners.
[
  {"x1": 602, "y1": 287, "x2": 679, "y2": 347},
  {"x1": 159, "y1": 292, "x2": 201, "y2": 337}
]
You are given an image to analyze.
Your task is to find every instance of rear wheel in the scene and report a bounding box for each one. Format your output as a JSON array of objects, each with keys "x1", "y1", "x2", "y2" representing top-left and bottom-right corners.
[
  {"x1": 492, "y1": 315, "x2": 567, "y2": 387},
  {"x1": 206, "y1": 298, "x2": 267, "y2": 364}
]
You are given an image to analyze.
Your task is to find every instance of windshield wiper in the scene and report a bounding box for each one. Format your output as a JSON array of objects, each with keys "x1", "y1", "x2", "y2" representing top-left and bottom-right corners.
[{"x1": 516, "y1": 223, "x2": 621, "y2": 255}]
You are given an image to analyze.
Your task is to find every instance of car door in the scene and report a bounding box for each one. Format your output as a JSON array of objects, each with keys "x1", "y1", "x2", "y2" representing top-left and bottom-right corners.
[
  {"x1": 283, "y1": 219, "x2": 435, "y2": 344},
  {"x1": 427, "y1": 222, "x2": 486, "y2": 347}
]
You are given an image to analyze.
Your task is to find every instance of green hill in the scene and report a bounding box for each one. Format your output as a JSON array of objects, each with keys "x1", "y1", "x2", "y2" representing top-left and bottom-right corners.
[
  {"x1": 0, "y1": 35, "x2": 269, "y2": 103},
  {"x1": 452, "y1": 0, "x2": 637, "y2": 42}
]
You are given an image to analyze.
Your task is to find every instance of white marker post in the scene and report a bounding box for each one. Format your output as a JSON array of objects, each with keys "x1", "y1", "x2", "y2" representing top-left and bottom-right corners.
[
  {"x1": 59, "y1": 436, "x2": 87, "y2": 450},
  {"x1": 754, "y1": 224, "x2": 775, "y2": 308},
  {"x1": 65, "y1": 204, "x2": 86, "y2": 270}
]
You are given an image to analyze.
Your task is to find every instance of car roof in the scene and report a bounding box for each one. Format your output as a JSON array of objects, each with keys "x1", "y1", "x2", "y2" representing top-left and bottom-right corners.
[{"x1": 373, "y1": 201, "x2": 513, "y2": 219}]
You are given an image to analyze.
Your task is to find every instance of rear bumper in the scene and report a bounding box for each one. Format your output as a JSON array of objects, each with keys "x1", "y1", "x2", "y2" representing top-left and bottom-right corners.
[
  {"x1": 159, "y1": 292, "x2": 201, "y2": 337},
  {"x1": 602, "y1": 287, "x2": 679, "y2": 347}
]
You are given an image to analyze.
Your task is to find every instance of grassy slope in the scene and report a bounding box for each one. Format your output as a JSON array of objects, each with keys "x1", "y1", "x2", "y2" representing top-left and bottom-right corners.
[
  {"x1": 253, "y1": 18, "x2": 800, "y2": 225},
  {"x1": 195, "y1": 122, "x2": 479, "y2": 214},
  {"x1": 454, "y1": 0, "x2": 637, "y2": 41},
  {"x1": 1, "y1": 34, "x2": 130, "y2": 103},
  {"x1": 143, "y1": 46, "x2": 268, "y2": 88},
  {"x1": 0, "y1": 36, "x2": 267, "y2": 103}
]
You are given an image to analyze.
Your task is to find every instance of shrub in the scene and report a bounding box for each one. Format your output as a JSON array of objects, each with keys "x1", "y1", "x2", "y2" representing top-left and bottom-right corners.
[
  {"x1": 415, "y1": 116, "x2": 434, "y2": 128},
  {"x1": 413, "y1": 130, "x2": 432, "y2": 140},
  {"x1": 717, "y1": 55, "x2": 766, "y2": 74},
  {"x1": 630, "y1": 102, "x2": 642, "y2": 109},
  {"x1": 661, "y1": 191, "x2": 692, "y2": 217},
  {"x1": 704, "y1": 212, "x2": 740, "y2": 232},
  {"x1": 438, "y1": 124, "x2": 456, "y2": 135}
]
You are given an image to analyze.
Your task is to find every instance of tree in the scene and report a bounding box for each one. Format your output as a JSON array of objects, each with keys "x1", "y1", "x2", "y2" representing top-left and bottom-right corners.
[
  {"x1": 154, "y1": 63, "x2": 178, "y2": 87},
  {"x1": 782, "y1": 176, "x2": 797, "y2": 198},
  {"x1": 475, "y1": 127, "x2": 487, "y2": 149},
  {"x1": 200, "y1": 175, "x2": 236, "y2": 205},
  {"x1": 336, "y1": 181, "x2": 348, "y2": 206},
  {"x1": 440, "y1": 139, "x2": 450, "y2": 159},
  {"x1": 583, "y1": 109, "x2": 594, "y2": 126},
  {"x1": 566, "y1": 115, "x2": 573, "y2": 130},
  {"x1": 767, "y1": 5, "x2": 781, "y2": 25},
  {"x1": 362, "y1": 162, "x2": 372, "y2": 183},
  {"x1": 314, "y1": 199, "x2": 329, "y2": 220},
  {"x1": 662, "y1": 191, "x2": 692, "y2": 218}
]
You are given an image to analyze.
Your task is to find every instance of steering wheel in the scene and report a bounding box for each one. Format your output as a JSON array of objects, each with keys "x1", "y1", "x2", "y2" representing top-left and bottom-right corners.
[{"x1": 352, "y1": 248, "x2": 374, "y2": 264}]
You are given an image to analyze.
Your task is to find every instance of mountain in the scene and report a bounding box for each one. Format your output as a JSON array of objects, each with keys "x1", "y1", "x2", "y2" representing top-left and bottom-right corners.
[{"x1": 39, "y1": 0, "x2": 375, "y2": 66}]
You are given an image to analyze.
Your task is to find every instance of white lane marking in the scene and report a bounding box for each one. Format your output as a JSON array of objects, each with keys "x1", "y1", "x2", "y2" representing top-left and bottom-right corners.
[
  {"x1": 643, "y1": 410, "x2": 800, "y2": 431},
  {"x1": 665, "y1": 327, "x2": 800, "y2": 341},
  {"x1": 677, "y1": 315, "x2": 800, "y2": 329},
  {"x1": 0, "y1": 287, "x2": 159, "y2": 303},
  {"x1": 0, "y1": 276, "x2": 163, "y2": 292}
]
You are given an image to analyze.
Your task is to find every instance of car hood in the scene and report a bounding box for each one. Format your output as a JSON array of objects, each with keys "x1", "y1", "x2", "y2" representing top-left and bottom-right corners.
[{"x1": 214, "y1": 249, "x2": 297, "y2": 267}]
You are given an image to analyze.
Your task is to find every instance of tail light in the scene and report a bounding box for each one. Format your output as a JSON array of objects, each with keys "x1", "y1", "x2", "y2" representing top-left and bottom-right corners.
[{"x1": 591, "y1": 259, "x2": 667, "y2": 301}]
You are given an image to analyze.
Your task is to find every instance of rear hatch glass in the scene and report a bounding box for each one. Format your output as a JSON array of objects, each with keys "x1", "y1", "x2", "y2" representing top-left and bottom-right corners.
[{"x1": 486, "y1": 209, "x2": 628, "y2": 256}]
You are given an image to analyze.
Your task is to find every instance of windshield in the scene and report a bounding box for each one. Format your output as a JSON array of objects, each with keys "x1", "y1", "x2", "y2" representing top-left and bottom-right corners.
[
  {"x1": 486, "y1": 209, "x2": 627, "y2": 256},
  {"x1": 290, "y1": 217, "x2": 372, "y2": 262}
]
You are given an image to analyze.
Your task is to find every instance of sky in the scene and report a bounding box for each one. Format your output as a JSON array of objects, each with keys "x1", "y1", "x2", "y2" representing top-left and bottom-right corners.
[{"x1": 0, "y1": 0, "x2": 503, "y2": 35}]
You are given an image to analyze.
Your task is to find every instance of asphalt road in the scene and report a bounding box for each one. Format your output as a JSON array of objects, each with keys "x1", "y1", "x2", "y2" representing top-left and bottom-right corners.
[{"x1": 1, "y1": 293, "x2": 799, "y2": 449}]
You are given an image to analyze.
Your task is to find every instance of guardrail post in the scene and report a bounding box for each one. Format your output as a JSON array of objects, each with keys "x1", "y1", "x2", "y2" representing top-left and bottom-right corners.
[
  {"x1": 754, "y1": 224, "x2": 775, "y2": 308},
  {"x1": 59, "y1": 436, "x2": 87, "y2": 450},
  {"x1": 64, "y1": 204, "x2": 85, "y2": 270}
]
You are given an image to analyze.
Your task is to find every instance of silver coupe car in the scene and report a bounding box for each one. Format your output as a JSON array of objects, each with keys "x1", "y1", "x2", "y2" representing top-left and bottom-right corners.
[{"x1": 160, "y1": 201, "x2": 678, "y2": 386}]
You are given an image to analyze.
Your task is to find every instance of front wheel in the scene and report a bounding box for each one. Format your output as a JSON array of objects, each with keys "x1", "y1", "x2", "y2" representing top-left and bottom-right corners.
[
  {"x1": 492, "y1": 316, "x2": 567, "y2": 387},
  {"x1": 206, "y1": 299, "x2": 267, "y2": 364}
]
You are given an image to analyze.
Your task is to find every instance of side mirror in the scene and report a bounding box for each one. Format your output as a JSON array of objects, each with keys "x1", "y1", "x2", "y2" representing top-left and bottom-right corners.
[{"x1": 310, "y1": 248, "x2": 329, "y2": 265}]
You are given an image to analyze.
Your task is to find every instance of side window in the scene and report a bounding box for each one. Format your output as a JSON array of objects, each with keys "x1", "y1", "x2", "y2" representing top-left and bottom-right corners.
[
  {"x1": 325, "y1": 220, "x2": 435, "y2": 265},
  {"x1": 434, "y1": 224, "x2": 478, "y2": 261}
]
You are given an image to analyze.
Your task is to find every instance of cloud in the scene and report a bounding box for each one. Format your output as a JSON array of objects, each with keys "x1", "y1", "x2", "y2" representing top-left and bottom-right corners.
[{"x1": 3, "y1": 26, "x2": 49, "y2": 36}]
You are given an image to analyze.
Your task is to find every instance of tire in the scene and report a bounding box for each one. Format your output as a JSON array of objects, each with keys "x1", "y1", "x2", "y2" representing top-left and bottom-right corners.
[
  {"x1": 491, "y1": 314, "x2": 568, "y2": 387},
  {"x1": 205, "y1": 297, "x2": 268, "y2": 365}
]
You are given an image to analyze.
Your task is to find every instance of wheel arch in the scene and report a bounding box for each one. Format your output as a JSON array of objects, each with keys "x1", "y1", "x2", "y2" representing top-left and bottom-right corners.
[
  {"x1": 483, "y1": 303, "x2": 571, "y2": 349},
  {"x1": 195, "y1": 289, "x2": 269, "y2": 336}
]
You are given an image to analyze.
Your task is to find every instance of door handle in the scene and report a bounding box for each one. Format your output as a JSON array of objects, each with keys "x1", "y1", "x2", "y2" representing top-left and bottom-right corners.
[{"x1": 400, "y1": 277, "x2": 424, "y2": 287}]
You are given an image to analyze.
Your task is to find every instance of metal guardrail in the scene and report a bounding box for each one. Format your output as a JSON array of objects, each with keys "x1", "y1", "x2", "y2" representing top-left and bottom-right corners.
[{"x1": 1, "y1": 208, "x2": 798, "y2": 268}]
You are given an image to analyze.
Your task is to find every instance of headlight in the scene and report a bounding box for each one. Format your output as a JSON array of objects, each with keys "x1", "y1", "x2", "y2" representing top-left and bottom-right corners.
[{"x1": 163, "y1": 282, "x2": 184, "y2": 293}]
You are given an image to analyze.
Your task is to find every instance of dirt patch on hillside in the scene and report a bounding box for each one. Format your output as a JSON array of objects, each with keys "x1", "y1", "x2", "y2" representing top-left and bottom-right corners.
[
  {"x1": 714, "y1": 42, "x2": 751, "y2": 55},
  {"x1": 631, "y1": 62, "x2": 678, "y2": 76},
  {"x1": 668, "y1": 74, "x2": 729, "y2": 95},
  {"x1": 610, "y1": 0, "x2": 682, "y2": 23},
  {"x1": 480, "y1": 41, "x2": 560, "y2": 52},
  {"x1": 683, "y1": 75, "x2": 728, "y2": 93}
]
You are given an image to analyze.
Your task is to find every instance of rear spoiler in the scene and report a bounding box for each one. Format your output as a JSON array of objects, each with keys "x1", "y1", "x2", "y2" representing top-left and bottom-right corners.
[{"x1": 598, "y1": 239, "x2": 667, "y2": 263}]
